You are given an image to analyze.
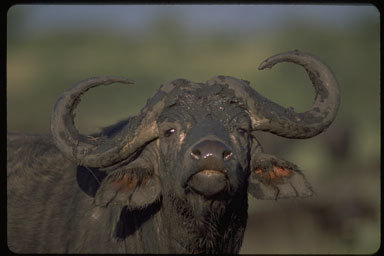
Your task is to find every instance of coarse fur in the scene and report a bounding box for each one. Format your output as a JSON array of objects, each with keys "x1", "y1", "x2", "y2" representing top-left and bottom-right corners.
[
  {"x1": 7, "y1": 86, "x2": 249, "y2": 253},
  {"x1": 8, "y1": 51, "x2": 339, "y2": 253},
  {"x1": 7, "y1": 82, "x2": 311, "y2": 253}
]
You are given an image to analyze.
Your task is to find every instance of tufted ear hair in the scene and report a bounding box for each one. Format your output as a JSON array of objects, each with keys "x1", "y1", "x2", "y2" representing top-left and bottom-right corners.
[
  {"x1": 95, "y1": 157, "x2": 161, "y2": 209},
  {"x1": 248, "y1": 150, "x2": 313, "y2": 200}
]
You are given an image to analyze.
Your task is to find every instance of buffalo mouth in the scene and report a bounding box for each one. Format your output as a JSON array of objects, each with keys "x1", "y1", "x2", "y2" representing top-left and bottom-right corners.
[{"x1": 187, "y1": 169, "x2": 229, "y2": 198}]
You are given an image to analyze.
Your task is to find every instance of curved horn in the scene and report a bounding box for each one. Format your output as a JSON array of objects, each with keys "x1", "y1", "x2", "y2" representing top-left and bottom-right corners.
[
  {"x1": 51, "y1": 76, "x2": 160, "y2": 168},
  {"x1": 252, "y1": 50, "x2": 340, "y2": 138}
]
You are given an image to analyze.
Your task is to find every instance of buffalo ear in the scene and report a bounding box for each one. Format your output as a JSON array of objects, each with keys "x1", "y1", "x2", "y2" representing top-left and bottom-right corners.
[
  {"x1": 248, "y1": 153, "x2": 313, "y2": 200},
  {"x1": 94, "y1": 159, "x2": 161, "y2": 209}
]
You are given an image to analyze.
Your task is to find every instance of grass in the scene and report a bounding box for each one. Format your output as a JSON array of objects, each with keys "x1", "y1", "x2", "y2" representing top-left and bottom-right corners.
[{"x1": 7, "y1": 15, "x2": 380, "y2": 254}]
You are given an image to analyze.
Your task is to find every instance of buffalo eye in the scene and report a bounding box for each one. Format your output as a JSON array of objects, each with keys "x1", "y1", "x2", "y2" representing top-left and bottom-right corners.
[
  {"x1": 237, "y1": 127, "x2": 248, "y2": 136},
  {"x1": 164, "y1": 128, "x2": 176, "y2": 137}
]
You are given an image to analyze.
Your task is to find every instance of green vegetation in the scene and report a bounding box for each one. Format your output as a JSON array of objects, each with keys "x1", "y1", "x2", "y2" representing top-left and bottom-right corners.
[{"x1": 7, "y1": 10, "x2": 380, "y2": 254}]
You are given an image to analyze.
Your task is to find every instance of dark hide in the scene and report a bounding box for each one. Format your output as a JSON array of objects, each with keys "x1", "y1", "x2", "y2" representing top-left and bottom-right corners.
[{"x1": 7, "y1": 79, "x2": 314, "y2": 253}]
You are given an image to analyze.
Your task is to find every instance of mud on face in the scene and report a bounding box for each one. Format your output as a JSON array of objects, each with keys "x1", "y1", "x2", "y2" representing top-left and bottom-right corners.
[{"x1": 156, "y1": 83, "x2": 253, "y2": 204}]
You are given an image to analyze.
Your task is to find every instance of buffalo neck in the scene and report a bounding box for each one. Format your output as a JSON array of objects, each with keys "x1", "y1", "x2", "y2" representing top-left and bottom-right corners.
[{"x1": 138, "y1": 190, "x2": 249, "y2": 253}]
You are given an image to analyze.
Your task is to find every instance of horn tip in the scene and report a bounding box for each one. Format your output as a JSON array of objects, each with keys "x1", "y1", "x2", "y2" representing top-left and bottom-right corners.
[
  {"x1": 258, "y1": 49, "x2": 306, "y2": 71},
  {"x1": 258, "y1": 60, "x2": 273, "y2": 70}
]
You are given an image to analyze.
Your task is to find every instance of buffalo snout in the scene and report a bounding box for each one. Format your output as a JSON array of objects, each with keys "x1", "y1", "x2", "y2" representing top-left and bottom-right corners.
[
  {"x1": 190, "y1": 140, "x2": 232, "y2": 162},
  {"x1": 186, "y1": 139, "x2": 233, "y2": 197}
]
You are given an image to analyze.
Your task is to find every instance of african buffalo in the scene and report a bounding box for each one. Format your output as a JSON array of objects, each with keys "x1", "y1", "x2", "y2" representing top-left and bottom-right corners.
[{"x1": 7, "y1": 50, "x2": 340, "y2": 253}]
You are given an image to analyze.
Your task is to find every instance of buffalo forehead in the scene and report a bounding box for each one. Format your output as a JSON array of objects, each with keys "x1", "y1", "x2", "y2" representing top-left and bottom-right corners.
[{"x1": 164, "y1": 82, "x2": 247, "y2": 122}]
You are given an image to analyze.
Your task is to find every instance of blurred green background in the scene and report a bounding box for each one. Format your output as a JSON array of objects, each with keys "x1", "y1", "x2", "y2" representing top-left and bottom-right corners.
[{"x1": 7, "y1": 4, "x2": 380, "y2": 254}]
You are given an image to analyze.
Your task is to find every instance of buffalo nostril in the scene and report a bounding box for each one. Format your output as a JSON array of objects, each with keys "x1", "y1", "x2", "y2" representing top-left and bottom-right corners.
[
  {"x1": 191, "y1": 149, "x2": 201, "y2": 160},
  {"x1": 223, "y1": 150, "x2": 232, "y2": 161},
  {"x1": 190, "y1": 140, "x2": 232, "y2": 162}
]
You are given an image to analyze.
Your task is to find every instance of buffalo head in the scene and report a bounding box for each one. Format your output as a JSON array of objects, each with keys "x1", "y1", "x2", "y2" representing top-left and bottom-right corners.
[{"x1": 50, "y1": 50, "x2": 339, "y2": 230}]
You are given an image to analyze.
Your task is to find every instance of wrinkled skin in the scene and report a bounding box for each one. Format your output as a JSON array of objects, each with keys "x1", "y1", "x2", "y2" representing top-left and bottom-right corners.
[
  {"x1": 7, "y1": 50, "x2": 339, "y2": 253},
  {"x1": 7, "y1": 80, "x2": 312, "y2": 253},
  {"x1": 154, "y1": 85, "x2": 252, "y2": 252},
  {"x1": 93, "y1": 82, "x2": 257, "y2": 253}
]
